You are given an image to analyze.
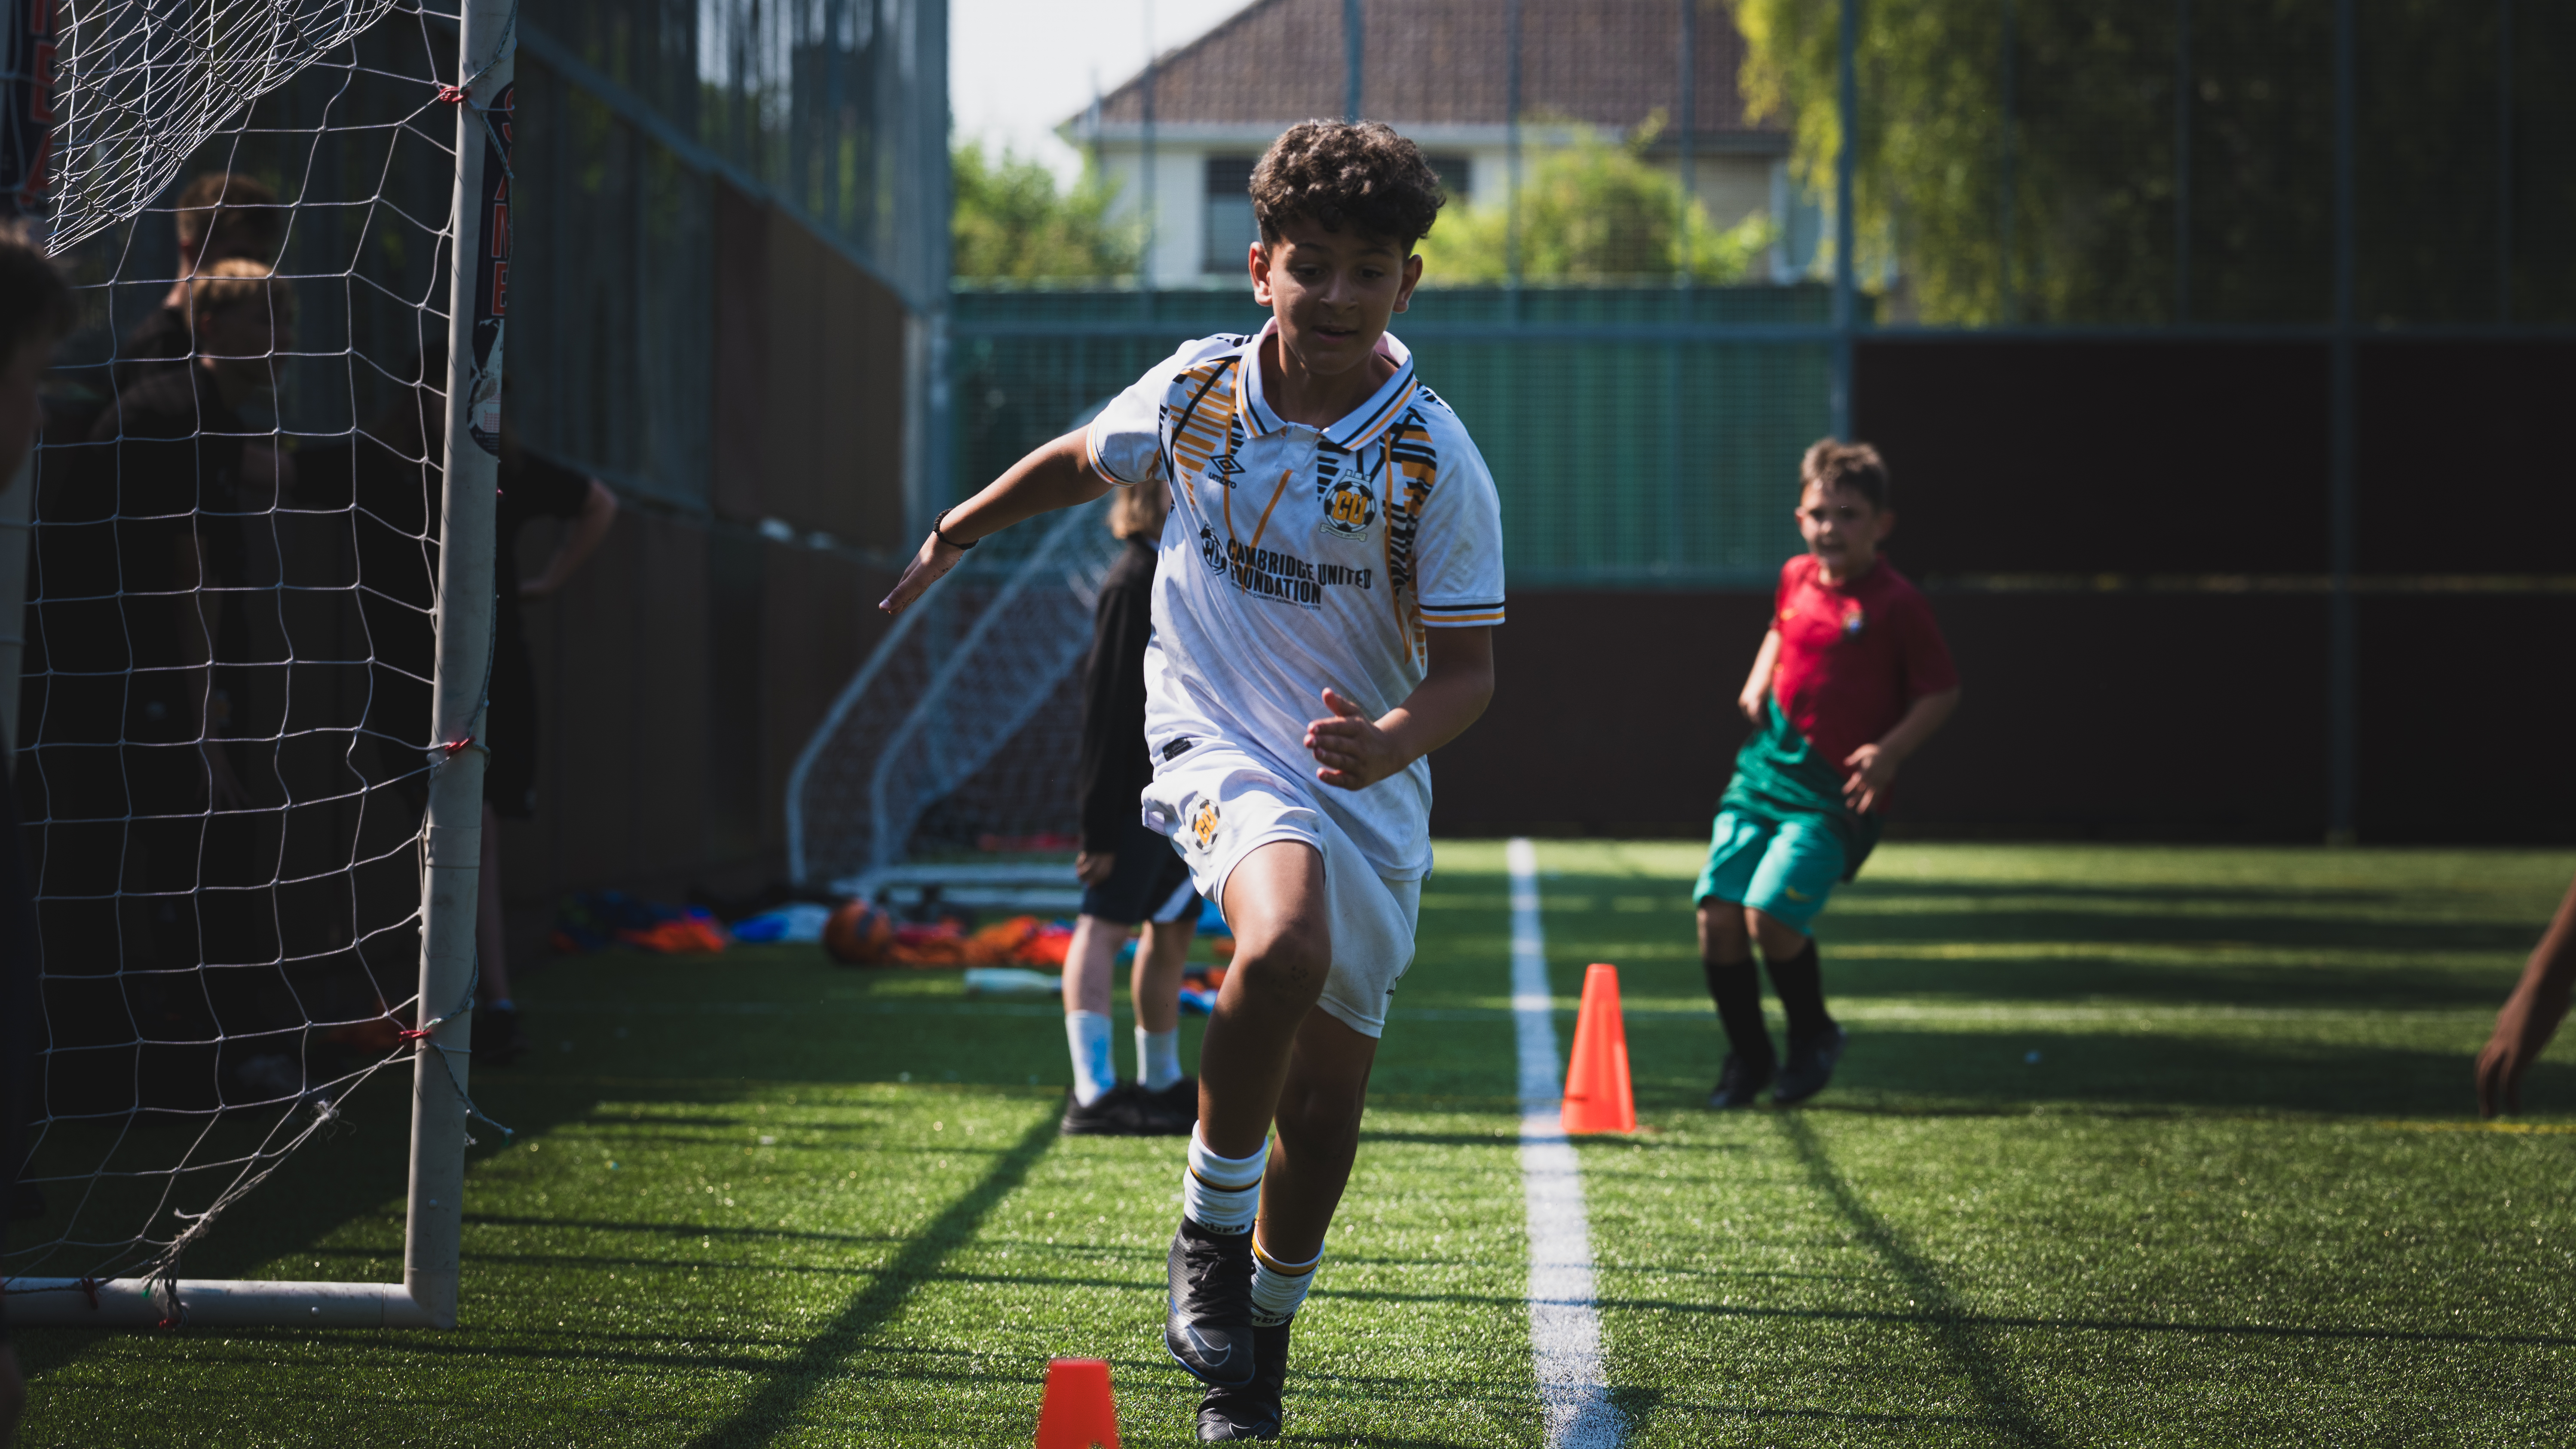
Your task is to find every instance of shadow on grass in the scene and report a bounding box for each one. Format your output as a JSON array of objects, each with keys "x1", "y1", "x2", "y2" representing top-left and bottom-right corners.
[
  {"x1": 1778, "y1": 1112, "x2": 2064, "y2": 1449},
  {"x1": 1621, "y1": 1020, "x2": 2574, "y2": 1118},
  {"x1": 1590, "y1": 1293, "x2": 2576, "y2": 1351},
  {"x1": 678, "y1": 1109, "x2": 1060, "y2": 1449}
]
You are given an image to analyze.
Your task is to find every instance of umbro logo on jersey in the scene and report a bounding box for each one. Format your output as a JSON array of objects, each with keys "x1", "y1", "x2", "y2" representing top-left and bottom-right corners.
[{"x1": 1208, "y1": 453, "x2": 1244, "y2": 484}]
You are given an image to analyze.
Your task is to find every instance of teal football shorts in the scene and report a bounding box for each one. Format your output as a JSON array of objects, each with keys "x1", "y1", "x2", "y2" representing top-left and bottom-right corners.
[{"x1": 1692, "y1": 809, "x2": 1847, "y2": 934}]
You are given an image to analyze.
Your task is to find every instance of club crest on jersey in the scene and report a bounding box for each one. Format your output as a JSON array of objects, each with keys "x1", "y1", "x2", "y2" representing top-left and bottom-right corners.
[
  {"x1": 1189, "y1": 799, "x2": 1221, "y2": 850},
  {"x1": 1197, "y1": 523, "x2": 1228, "y2": 575},
  {"x1": 1319, "y1": 469, "x2": 1378, "y2": 539},
  {"x1": 1841, "y1": 601, "x2": 1867, "y2": 637}
]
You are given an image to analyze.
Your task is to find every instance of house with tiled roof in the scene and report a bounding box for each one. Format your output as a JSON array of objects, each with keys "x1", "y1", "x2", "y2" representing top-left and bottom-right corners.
[{"x1": 1061, "y1": 0, "x2": 1818, "y2": 285}]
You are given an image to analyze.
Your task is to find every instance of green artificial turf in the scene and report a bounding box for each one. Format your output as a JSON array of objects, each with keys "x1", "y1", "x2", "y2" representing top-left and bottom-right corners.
[{"x1": 11, "y1": 843, "x2": 2574, "y2": 1446}]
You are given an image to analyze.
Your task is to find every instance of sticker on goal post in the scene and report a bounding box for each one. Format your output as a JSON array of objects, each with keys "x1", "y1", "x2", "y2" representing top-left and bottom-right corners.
[{"x1": 466, "y1": 82, "x2": 514, "y2": 456}]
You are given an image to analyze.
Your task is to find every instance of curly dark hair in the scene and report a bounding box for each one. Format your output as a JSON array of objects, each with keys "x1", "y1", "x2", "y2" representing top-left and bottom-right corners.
[
  {"x1": 1250, "y1": 120, "x2": 1446, "y2": 250},
  {"x1": 1801, "y1": 439, "x2": 1891, "y2": 511}
]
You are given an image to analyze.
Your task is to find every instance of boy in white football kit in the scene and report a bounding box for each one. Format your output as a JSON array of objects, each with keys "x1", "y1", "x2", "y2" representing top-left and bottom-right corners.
[{"x1": 879, "y1": 121, "x2": 1500, "y2": 1440}]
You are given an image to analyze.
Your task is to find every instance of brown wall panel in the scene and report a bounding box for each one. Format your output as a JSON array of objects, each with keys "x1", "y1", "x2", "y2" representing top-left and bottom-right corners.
[
  {"x1": 757, "y1": 542, "x2": 897, "y2": 853},
  {"x1": 2355, "y1": 594, "x2": 2576, "y2": 842},
  {"x1": 711, "y1": 184, "x2": 771, "y2": 523},
  {"x1": 508, "y1": 509, "x2": 716, "y2": 903},
  {"x1": 1430, "y1": 591, "x2": 1774, "y2": 836},
  {"x1": 2355, "y1": 342, "x2": 2576, "y2": 575},
  {"x1": 1853, "y1": 341, "x2": 2333, "y2": 576},
  {"x1": 1429, "y1": 589, "x2": 2340, "y2": 842}
]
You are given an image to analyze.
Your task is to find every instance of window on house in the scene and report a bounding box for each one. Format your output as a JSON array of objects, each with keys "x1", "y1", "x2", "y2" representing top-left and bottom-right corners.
[
  {"x1": 1203, "y1": 153, "x2": 1474, "y2": 274},
  {"x1": 1424, "y1": 155, "x2": 1470, "y2": 206},
  {"x1": 1203, "y1": 157, "x2": 1259, "y2": 273}
]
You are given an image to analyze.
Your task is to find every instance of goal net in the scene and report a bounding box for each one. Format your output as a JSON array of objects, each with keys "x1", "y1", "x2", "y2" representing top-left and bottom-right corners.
[
  {"x1": 787, "y1": 445, "x2": 1125, "y2": 911},
  {"x1": 5, "y1": 0, "x2": 507, "y2": 1326}
]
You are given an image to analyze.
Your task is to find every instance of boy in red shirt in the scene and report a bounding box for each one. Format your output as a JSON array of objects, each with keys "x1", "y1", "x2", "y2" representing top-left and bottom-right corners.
[{"x1": 1700, "y1": 441, "x2": 1960, "y2": 1107}]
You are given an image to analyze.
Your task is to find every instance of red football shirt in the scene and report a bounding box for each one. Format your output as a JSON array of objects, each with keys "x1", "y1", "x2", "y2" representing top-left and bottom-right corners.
[{"x1": 1767, "y1": 553, "x2": 1958, "y2": 779}]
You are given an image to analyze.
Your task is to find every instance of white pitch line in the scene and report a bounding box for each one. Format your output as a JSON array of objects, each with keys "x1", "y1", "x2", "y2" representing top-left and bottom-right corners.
[{"x1": 1507, "y1": 838, "x2": 1626, "y2": 1448}]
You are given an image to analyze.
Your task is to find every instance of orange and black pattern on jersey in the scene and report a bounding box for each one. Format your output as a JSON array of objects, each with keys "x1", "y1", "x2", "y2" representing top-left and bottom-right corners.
[
  {"x1": 1165, "y1": 355, "x2": 1243, "y2": 483},
  {"x1": 1381, "y1": 409, "x2": 1437, "y2": 601}
]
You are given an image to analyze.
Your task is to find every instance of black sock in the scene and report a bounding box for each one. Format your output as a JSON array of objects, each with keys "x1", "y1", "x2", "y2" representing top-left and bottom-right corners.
[
  {"x1": 1701, "y1": 956, "x2": 1775, "y2": 1069},
  {"x1": 1764, "y1": 940, "x2": 1834, "y2": 1043}
]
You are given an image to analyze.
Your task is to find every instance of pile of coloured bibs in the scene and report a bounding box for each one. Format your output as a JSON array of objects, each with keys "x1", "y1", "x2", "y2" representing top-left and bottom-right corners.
[{"x1": 550, "y1": 891, "x2": 732, "y2": 956}]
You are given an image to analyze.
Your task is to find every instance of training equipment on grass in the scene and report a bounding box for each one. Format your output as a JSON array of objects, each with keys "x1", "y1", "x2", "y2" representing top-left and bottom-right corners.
[
  {"x1": 1034, "y1": 1356, "x2": 1121, "y2": 1449},
  {"x1": 784, "y1": 406, "x2": 1125, "y2": 907},
  {"x1": 5, "y1": 0, "x2": 513, "y2": 1329},
  {"x1": 1562, "y1": 963, "x2": 1638, "y2": 1135},
  {"x1": 822, "y1": 899, "x2": 894, "y2": 963}
]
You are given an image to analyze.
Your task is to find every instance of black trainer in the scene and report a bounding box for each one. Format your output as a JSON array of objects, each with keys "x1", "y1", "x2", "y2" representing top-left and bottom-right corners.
[
  {"x1": 1772, "y1": 1023, "x2": 1848, "y2": 1106},
  {"x1": 1140, "y1": 1075, "x2": 1199, "y2": 1135},
  {"x1": 1706, "y1": 1051, "x2": 1774, "y2": 1109},
  {"x1": 1197, "y1": 1318, "x2": 1290, "y2": 1441},
  {"x1": 1166, "y1": 1218, "x2": 1258, "y2": 1387},
  {"x1": 1060, "y1": 1082, "x2": 1152, "y2": 1136}
]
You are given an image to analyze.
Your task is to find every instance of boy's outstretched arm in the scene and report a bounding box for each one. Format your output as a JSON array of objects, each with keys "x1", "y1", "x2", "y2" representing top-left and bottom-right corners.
[
  {"x1": 1304, "y1": 626, "x2": 1494, "y2": 791},
  {"x1": 2477, "y1": 874, "x2": 2576, "y2": 1117},
  {"x1": 1739, "y1": 628, "x2": 1782, "y2": 721},
  {"x1": 879, "y1": 429, "x2": 1115, "y2": 616},
  {"x1": 1841, "y1": 686, "x2": 1960, "y2": 814}
]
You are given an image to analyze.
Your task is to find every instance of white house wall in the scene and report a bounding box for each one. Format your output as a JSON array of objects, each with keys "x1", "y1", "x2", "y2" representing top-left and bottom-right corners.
[{"x1": 1094, "y1": 140, "x2": 1792, "y2": 287}]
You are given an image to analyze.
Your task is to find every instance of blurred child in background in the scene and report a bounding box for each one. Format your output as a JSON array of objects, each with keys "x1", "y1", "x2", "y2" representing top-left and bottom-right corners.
[{"x1": 1060, "y1": 470, "x2": 1198, "y2": 1136}]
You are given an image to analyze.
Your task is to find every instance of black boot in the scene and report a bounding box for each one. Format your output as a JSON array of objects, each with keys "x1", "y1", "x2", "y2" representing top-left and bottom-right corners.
[{"x1": 1198, "y1": 1318, "x2": 1290, "y2": 1440}]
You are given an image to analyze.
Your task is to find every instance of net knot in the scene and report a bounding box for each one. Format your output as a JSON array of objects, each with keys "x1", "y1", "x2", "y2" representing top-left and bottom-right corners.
[
  {"x1": 439, "y1": 736, "x2": 477, "y2": 758},
  {"x1": 397, "y1": 1026, "x2": 434, "y2": 1043},
  {"x1": 438, "y1": 83, "x2": 469, "y2": 106}
]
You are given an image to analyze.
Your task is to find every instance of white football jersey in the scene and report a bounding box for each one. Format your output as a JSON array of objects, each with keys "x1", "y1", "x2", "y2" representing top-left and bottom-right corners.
[{"x1": 1086, "y1": 319, "x2": 1506, "y2": 881}]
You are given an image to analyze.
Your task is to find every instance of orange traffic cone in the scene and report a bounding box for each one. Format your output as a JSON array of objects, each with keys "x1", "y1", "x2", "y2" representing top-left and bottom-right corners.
[
  {"x1": 1561, "y1": 962, "x2": 1637, "y2": 1134},
  {"x1": 1035, "y1": 1357, "x2": 1120, "y2": 1449}
]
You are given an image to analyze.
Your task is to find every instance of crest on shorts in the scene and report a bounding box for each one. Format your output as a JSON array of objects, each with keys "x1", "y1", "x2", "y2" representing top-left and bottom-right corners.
[{"x1": 1189, "y1": 800, "x2": 1221, "y2": 849}]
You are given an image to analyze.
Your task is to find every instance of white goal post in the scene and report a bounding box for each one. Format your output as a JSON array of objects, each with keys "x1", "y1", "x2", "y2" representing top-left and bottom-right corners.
[{"x1": 7, "y1": 0, "x2": 512, "y2": 1331}]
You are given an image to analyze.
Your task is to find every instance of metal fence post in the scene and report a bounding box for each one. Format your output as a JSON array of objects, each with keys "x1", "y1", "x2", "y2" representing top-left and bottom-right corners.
[
  {"x1": 1506, "y1": 0, "x2": 1523, "y2": 313},
  {"x1": 1832, "y1": 0, "x2": 1858, "y2": 439},
  {"x1": 2495, "y1": 0, "x2": 2512, "y2": 324},
  {"x1": 2326, "y1": 0, "x2": 2358, "y2": 845},
  {"x1": 2174, "y1": 0, "x2": 2192, "y2": 323},
  {"x1": 1344, "y1": 0, "x2": 1363, "y2": 122}
]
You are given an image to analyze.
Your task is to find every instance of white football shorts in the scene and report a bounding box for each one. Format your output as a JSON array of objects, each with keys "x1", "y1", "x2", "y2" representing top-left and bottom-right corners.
[{"x1": 1140, "y1": 739, "x2": 1421, "y2": 1039}]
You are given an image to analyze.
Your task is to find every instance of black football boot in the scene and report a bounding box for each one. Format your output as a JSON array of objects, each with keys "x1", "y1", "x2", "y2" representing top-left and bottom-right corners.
[
  {"x1": 1166, "y1": 1218, "x2": 1258, "y2": 1387},
  {"x1": 1706, "y1": 1051, "x2": 1774, "y2": 1109},
  {"x1": 1197, "y1": 1318, "x2": 1290, "y2": 1441},
  {"x1": 1772, "y1": 1023, "x2": 1849, "y2": 1106}
]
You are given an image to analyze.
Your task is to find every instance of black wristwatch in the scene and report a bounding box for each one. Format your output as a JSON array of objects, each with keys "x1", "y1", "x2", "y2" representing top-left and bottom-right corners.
[{"x1": 932, "y1": 507, "x2": 977, "y2": 550}]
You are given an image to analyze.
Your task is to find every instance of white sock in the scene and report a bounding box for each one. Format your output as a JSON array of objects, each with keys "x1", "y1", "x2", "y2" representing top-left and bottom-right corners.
[
  {"x1": 1136, "y1": 1026, "x2": 1183, "y2": 1091},
  {"x1": 1065, "y1": 1011, "x2": 1116, "y2": 1106},
  {"x1": 1182, "y1": 1127, "x2": 1265, "y2": 1234},
  {"x1": 1249, "y1": 1236, "x2": 1320, "y2": 1326}
]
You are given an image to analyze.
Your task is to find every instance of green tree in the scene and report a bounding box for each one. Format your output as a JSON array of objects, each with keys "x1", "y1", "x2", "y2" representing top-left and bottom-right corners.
[
  {"x1": 951, "y1": 141, "x2": 1139, "y2": 282},
  {"x1": 1415, "y1": 124, "x2": 1776, "y2": 285},
  {"x1": 1737, "y1": 0, "x2": 2575, "y2": 326}
]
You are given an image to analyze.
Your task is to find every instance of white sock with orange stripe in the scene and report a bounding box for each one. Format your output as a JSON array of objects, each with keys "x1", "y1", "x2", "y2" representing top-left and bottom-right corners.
[
  {"x1": 1249, "y1": 1235, "x2": 1320, "y2": 1326},
  {"x1": 1182, "y1": 1128, "x2": 1265, "y2": 1233}
]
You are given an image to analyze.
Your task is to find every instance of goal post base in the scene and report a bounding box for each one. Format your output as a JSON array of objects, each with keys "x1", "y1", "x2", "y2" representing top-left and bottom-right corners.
[{"x1": 3, "y1": 1278, "x2": 448, "y2": 1329}]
